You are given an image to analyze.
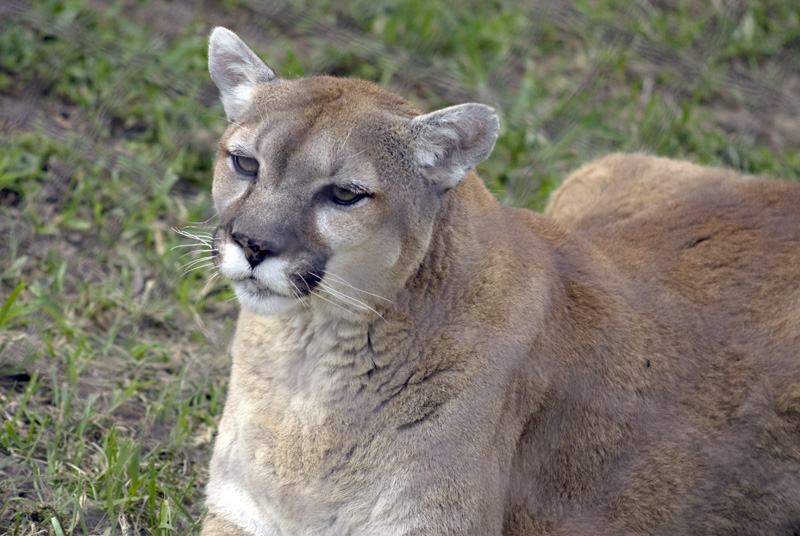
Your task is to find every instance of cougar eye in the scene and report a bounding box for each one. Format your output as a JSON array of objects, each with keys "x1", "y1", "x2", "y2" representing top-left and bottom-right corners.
[
  {"x1": 331, "y1": 185, "x2": 367, "y2": 206},
  {"x1": 232, "y1": 155, "x2": 259, "y2": 177}
]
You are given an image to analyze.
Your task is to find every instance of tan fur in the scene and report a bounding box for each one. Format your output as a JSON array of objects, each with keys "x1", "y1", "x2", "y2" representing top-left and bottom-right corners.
[
  {"x1": 544, "y1": 153, "x2": 754, "y2": 230},
  {"x1": 203, "y1": 28, "x2": 800, "y2": 536}
]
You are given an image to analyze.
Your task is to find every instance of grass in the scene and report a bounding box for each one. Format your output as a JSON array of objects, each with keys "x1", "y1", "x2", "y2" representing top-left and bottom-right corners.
[{"x1": 0, "y1": 0, "x2": 798, "y2": 533}]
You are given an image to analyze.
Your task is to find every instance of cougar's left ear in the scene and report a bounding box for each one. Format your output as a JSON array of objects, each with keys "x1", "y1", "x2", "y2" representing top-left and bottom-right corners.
[
  {"x1": 208, "y1": 27, "x2": 277, "y2": 121},
  {"x1": 409, "y1": 103, "x2": 499, "y2": 191}
]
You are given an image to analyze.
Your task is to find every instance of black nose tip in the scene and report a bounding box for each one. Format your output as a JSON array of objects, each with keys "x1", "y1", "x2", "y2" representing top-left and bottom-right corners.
[{"x1": 231, "y1": 231, "x2": 278, "y2": 268}]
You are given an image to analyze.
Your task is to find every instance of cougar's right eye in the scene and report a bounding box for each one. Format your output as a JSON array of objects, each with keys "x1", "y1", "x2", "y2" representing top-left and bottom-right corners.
[{"x1": 232, "y1": 155, "x2": 259, "y2": 177}]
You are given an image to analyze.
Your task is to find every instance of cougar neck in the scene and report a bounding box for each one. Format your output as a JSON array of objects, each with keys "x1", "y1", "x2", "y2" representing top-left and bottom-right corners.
[{"x1": 405, "y1": 172, "x2": 500, "y2": 301}]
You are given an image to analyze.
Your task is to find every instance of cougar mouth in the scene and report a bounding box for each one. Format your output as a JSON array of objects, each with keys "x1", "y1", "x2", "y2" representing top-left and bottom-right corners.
[
  {"x1": 231, "y1": 260, "x2": 327, "y2": 304},
  {"x1": 237, "y1": 276, "x2": 289, "y2": 299},
  {"x1": 230, "y1": 275, "x2": 299, "y2": 316}
]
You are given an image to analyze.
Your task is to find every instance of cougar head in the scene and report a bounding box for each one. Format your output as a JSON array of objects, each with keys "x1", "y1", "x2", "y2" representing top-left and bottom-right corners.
[{"x1": 207, "y1": 27, "x2": 499, "y2": 317}]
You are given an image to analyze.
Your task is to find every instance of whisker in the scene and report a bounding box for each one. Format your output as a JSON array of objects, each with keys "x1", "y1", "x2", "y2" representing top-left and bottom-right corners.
[
  {"x1": 204, "y1": 270, "x2": 221, "y2": 286},
  {"x1": 317, "y1": 281, "x2": 369, "y2": 310},
  {"x1": 346, "y1": 148, "x2": 369, "y2": 160},
  {"x1": 175, "y1": 238, "x2": 213, "y2": 248},
  {"x1": 321, "y1": 272, "x2": 393, "y2": 303},
  {"x1": 317, "y1": 281, "x2": 388, "y2": 323},
  {"x1": 288, "y1": 279, "x2": 311, "y2": 311},
  {"x1": 180, "y1": 236, "x2": 213, "y2": 244},
  {"x1": 173, "y1": 227, "x2": 215, "y2": 243},
  {"x1": 175, "y1": 240, "x2": 213, "y2": 251},
  {"x1": 172, "y1": 243, "x2": 215, "y2": 250},
  {"x1": 182, "y1": 266, "x2": 215, "y2": 278},
  {"x1": 310, "y1": 289, "x2": 357, "y2": 316},
  {"x1": 176, "y1": 215, "x2": 216, "y2": 226},
  {"x1": 340, "y1": 126, "x2": 354, "y2": 152},
  {"x1": 175, "y1": 251, "x2": 217, "y2": 264},
  {"x1": 183, "y1": 262, "x2": 217, "y2": 275},
  {"x1": 301, "y1": 264, "x2": 392, "y2": 304},
  {"x1": 292, "y1": 263, "x2": 388, "y2": 320},
  {"x1": 173, "y1": 225, "x2": 213, "y2": 235},
  {"x1": 295, "y1": 271, "x2": 353, "y2": 315},
  {"x1": 179, "y1": 255, "x2": 216, "y2": 266},
  {"x1": 180, "y1": 228, "x2": 214, "y2": 235},
  {"x1": 200, "y1": 272, "x2": 222, "y2": 298},
  {"x1": 295, "y1": 260, "x2": 393, "y2": 314}
]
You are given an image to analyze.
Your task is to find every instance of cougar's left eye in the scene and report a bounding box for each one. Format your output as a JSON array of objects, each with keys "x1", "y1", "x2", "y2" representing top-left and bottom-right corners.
[
  {"x1": 331, "y1": 185, "x2": 367, "y2": 206},
  {"x1": 232, "y1": 155, "x2": 259, "y2": 177}
]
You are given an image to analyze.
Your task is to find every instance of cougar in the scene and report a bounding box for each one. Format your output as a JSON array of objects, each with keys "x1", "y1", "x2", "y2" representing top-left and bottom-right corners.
[{"x1": 202, "y1": 26, "x2": 800, "y2": 536}]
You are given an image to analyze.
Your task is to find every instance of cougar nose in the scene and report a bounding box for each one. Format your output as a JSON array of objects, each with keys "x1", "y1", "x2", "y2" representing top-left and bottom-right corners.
[{"x1": 231, "y1": 231, "x2": 279, "y2": 268}]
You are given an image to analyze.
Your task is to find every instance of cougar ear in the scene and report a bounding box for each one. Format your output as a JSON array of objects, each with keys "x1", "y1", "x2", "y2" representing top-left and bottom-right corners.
[
  {"x1": 208, "y1": 27, "x2": 277, "y2": 121},
  {"x1": 410, "y1": 103, "x2": 499, "y2": 191}
]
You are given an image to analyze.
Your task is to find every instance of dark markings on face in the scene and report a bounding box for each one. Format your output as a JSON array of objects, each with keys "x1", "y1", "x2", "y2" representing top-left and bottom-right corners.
[{"x1": 292, "y1": 256, "x2": 327, "y2": 295}]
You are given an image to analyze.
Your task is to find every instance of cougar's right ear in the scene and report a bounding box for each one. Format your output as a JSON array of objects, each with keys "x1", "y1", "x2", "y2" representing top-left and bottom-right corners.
[{"x1": 208, "y1": 27, "x2": 277, "y2": 122}]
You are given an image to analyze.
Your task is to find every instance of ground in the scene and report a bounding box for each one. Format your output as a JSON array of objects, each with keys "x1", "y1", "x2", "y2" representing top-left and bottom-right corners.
[{"x1": 0, "y1": 0, "x2": 798, "y2": 534}]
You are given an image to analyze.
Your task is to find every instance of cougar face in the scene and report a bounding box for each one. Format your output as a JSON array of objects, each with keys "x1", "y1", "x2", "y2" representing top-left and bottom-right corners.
[{"x1": 211, "y1": 78, "x2": 440, "y2": 316}]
